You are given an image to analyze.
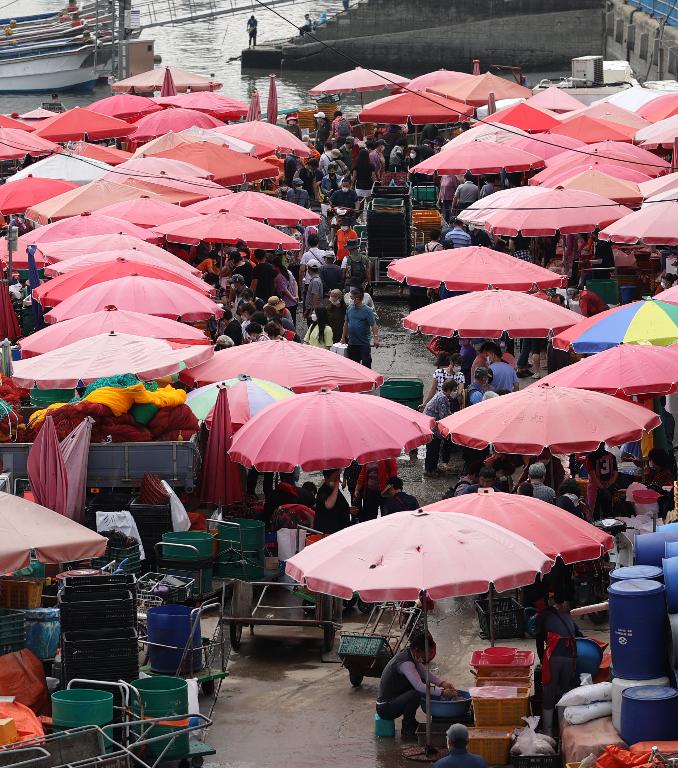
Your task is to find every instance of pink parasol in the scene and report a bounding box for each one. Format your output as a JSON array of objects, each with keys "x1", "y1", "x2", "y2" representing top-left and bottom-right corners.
[
  {"x1": 201, "y1": 387, "x2": 244, "y2": 505},
  {"x1": 12, "y1": 331, "x2": 214, "y2": 388},
  {"x1": 112, "y1": 66, "x2": 222, "y2": 94},
  {"x1": 212, "y1": 120, "x2": 312, "y2": 157},
  {"x1": 551, "y1": 168, "x2": 643, "y2": 206},
  {"x1": 0, "y1": 127, "x2": 59, "y2": 161},
  {"x1": 19, "y1": 307, "x2": 209, "y2": 358},
  {"x1": 548, "y1": 115, "x2": 637, "y2": 144},
  {"x1": 0, "y1": 177, "x2": 76, "y2": 215},
  {"x1": 154, "y1": 92, "x2": 248, "y2": 120},
  {"x1": 387, "y1": 246, "x2": 566, "y2": 291},
  {"x1": 118, "y1": 174, "x2": 234, "y2": 200},
  {"x1": 116, "y1": 155, "x2": 214, "y2": 179},
  {"x1": 185, "y1": 190, "x2": 319, "y2": 225},
  {"x1": 503, "y1": 134, "x2": 585, "y2": 161},
  {"x1": 266, "y1": 74, "x2": 278, "y2": 124},
  {"x1": 160, "y1": 66, "x2": 177, "y2": 97},
  {"x1": 43, "y1": 277, "x2": 223, "y2": 324},
  {"x1": 526, "y1": 86, "x2": 584, "y2": 113},
  {"x1": 130, "y1": 108, "x2": 224, "y2": 143},
  {"x1": 246, "y1": 89, "x2": 261, "y2": 122},
  {"x1": 228, "y1": 389, "x2": 434, "y2": 472},
  {"x1": 357, "y1": 91, "x2": 473, "y2": 125},
  {"x1": 33, "y1": 257, "x2": 210, "y2": 307},
  {"x1": 409, "y1": 140, "x2": 544, "y2": 175},
  {"x1": 488, "y1": 102, "x2": 560, "y2": 133},
  {"x1": 543, "y1": 141, "x2": 669, "y2": 176},
  {"x1": 309, "y1": 66, "x2": 408, "y2": 95},
  {"x1": 635, "y1": 113, "x2": 678, "y2": 149},
  {"x1": 86, "y1": 94, "x2": 162, "y2": 122},
  {"x1": 530, "y1": 160, "x2": 652, "y2": 187},
  {"x1": 59, "y1": 417, "x2": 93, "y2": 523},
  {"x1": 598, "y1": 201, "x2": 678, "y2": 245},
  {"x1": 639, "y1": 171, "x2": 678, "y2": 199},
  {"x1": 96, "y1": 198, "x2": 197, "y2": 229},
  {"x1": 564, "y1": 101, "x2": 650, "y2": 129},
  {"x1": 182, "y1": 339, "x2": 383, "y2": 392},
  {"x1": 27, "y1": 415, "x2": 68, "y2": 516},
  {"x1": 405, "y1": 69, "x2": 472, "y2": 91},
  {"x1": 430, "y1": 72, "x2": 532, "y2": 106},
  {"x1": 438, "y1": 382, "x2": 661, "y2": 454},
  {"x1": 0, "y1": 492, "x2": 106, "y2": 572},
  {"x1": 403, "y1": 289, "x2": 580, "y2": 338},
  {"x1": 0, "y1": 283, "x2": 20, "y2": 341},
  {"x1": 154, "y1": 211, "x2": 301, "y2": 249},
  {"x1": 33, "y1": 108, "x2": 132, "y2": 142},
  {"x1": 425, "y1": 489, "x2": 612, "y2": 564},
  {"x1": 637, "y1": 93, "x2": 678, "y2": 123},
  {"x1": 538, "y1": 344, "x2": 678, "y2": 397},
  {"x1": 69, "y1": 141, "x2": 132, "y2": 166}
]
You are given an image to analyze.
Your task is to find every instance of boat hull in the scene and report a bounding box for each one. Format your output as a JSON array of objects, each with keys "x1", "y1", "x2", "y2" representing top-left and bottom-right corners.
[{"x1": 0, "y1": 46, "x2": 96, "y2": 92}]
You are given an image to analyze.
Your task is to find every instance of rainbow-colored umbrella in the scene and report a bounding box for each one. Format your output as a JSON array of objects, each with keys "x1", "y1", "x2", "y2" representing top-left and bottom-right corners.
[
  {"x1": 552, "y1": 299, "x2": 678, "y2": 353},
  {"x1": 186, "y1": 374, "x2": 294, "y2": 428}
]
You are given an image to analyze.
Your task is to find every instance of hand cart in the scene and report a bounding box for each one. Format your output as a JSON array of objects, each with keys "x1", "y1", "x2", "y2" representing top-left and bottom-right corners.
[
  {"x1": 153, "y1": 544, "x2": 212, "y2": 600},
  {"x1": 338, "y1": 601, "x2": 422, "y2": 687}
]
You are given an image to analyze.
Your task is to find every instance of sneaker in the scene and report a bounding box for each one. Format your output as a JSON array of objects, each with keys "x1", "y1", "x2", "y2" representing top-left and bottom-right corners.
[
  {"x1": 531, "y1": 372, "x2": 541, "y2": 379},
  {"x1": 517, "y1": 368, "x2": 533, "y2": 379}
]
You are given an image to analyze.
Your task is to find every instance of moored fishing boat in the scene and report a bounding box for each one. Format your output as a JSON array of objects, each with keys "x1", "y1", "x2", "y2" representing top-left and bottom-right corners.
[{"x1": 0, "y1": 43, "x2": 95, "y2": 93}]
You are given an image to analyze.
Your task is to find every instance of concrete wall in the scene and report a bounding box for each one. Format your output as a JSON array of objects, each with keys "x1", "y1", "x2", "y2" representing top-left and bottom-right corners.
[
  {"x1": 605, "y1": 0, "x2": 678, "y2": 81},
  {"x1": 274, "y1": 0, "x2": 604, "y2": 72}
]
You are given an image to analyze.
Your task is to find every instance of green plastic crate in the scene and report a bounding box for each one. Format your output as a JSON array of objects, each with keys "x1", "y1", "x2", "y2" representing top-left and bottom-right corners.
[
  {"x1": 338, "y1": 633, "x2": 389, "y2": 657},
  {"x1": 0, "y1": 608, "x2": 25, "y2": 646},
  {"x1": 586, "y1": 278, "x2": 619, "y2": 305},
  {"x1": 411, "y1": 185, "x2": 437, "y2": 204}
]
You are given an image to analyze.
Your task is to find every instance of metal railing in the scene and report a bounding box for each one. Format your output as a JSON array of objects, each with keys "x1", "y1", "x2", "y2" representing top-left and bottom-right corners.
[{"x1": 628, "y1": 0, "x2": 678, "y2": 28}]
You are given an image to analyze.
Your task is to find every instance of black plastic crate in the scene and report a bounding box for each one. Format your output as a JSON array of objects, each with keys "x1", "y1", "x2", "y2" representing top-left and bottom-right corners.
[
  {"x1": 474, "y1": 597, "x2": 525, "y2": 640},
  {"x1": 512, "y1": 745, "x2": 560, "y2": 768},
  {"x1": 59, "y1": 589, "x2": 136, "y2": 631},
  {"x1": 62, "y1": 627, "x2": 139, "y2": 668}
]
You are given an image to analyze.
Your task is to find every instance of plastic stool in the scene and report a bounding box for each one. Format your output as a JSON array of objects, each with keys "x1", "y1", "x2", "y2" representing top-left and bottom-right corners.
[{"x1": 374, "y1": 713, "x2": 395, "y2": 737}]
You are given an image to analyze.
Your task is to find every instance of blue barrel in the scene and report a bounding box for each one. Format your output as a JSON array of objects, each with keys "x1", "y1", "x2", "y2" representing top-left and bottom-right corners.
[
  {"x1": 619, "y1": 285, "x2": 636, "y2": 304},
  {"x1": 662, "y1": 556, "x2": 678, "y2": 613},
  {"x1": 666, "y1": 542, "x2": 678, "y2": 559},
  {"x1": 636, "y1": 531, "x2": 678, "y2": 568},
  {"x1": 147, "y1": 605, "x2": 202, "y2": 675},
  {"x1": 621, "y1": 686, "x2": 678, "y2": 745},
  {"x1": 10, "y1": 345, "x2": 21, "y2": 361},
  {"x1": 608, "y1": 579, "x2": 668, "y2": 679},
  {"x1": 611, "y1": 565, "x2": 663, "y2": 583}
]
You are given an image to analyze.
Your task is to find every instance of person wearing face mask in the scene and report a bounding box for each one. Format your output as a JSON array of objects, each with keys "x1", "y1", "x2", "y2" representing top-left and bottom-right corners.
[
  {"x1": 422, "y1": 353, "x2": 465, "y2": 409},
  {"x1": 334, "y1": 220, "x2": 358, "y2": 264},
  {"x1": 325, "y1": 288, "x2": 346, "y2": 342},
  {"x1": 320, "y1": 162, "x2": 341, "y2": 198},
  {"x1": 656, "y1": 272, "x2": 676, "y2": 295},
  {"x1": 304, "y1": 306, "x2": 333, "y2": 348},
  {"x1": 376, "y1": 632, "x2": 458, "y2": 740},
  {"x1": 329, "y1": 178, "x2": 359, "y2": 215}
]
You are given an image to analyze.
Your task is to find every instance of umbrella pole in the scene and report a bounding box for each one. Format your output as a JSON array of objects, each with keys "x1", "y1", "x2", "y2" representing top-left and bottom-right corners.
[
  {"x1": 423, "y1": 590, "x2": 433, "y2": 755},
  {"x1": 488, "y1": 586, "x2": 496, "y2": 648}
]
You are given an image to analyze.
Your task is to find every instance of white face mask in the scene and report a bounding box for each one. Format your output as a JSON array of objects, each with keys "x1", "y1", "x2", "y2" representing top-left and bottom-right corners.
[
  {"x1": 341, "y1": 185, "x2": 350, "y2": 192},
  {"x1": 310, "y1": 313, "x2": 317, "y2": 322},
  {"x1": 341, "y1": 225, "x2": 349, "y2": 232},
  {"x1": 409, "y1": 152, "x2": 417, "y2": 160},
  {"x1": 452, "y1": 365, "x2": 462, "y2": 373}
]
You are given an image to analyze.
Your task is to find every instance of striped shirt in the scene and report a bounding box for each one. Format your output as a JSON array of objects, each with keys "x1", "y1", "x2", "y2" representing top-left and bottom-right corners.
[
  {"x1": 444, "y1": 226, "x2": 472, "y2": 249},
  {"x1": 433, "y1": 368, "x2": 465, "y2": 392}
]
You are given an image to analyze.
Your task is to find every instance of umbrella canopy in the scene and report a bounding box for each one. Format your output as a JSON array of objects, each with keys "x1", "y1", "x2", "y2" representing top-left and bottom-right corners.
[
  {"x1": 639, "y1": 172, "x2": 678, "y2": 199},
  {"x1": 160, "y1": 66, "x2": 177, "y2": 97},
  {"x1": 130, "y1": 108, "x2": 224, "y2": 142},
  {"x1": 212, "y1": 121, "x2": 312, "y2": 157},
  {"x1": 530, "y1": 159, "x2": 652, "y2": 187},
  {"x1": 33, "y1": 257, "x2": 210, "y2": 306},
  {"x1": 429, "y1": 72, "x2": 532, "y2": 106},
  {"x1": 425, "y1": 490, "x2": 613, "y2": 564},
  {"x1": 228, "y1": 389, "x2": 433, "y2": 472},
  {"x1": 526, "y1": 86, "x2": 584, "y2": 113},
  {"x1": 33, "y1": 108, "x2": 132, "y2": 142},
  {"x1": 543, "y1": 141, "x2": 669, "y2": 176},
  {"x1": 12, "y1": 331, "x2": 213, "y2": 388},
  {"x1": 43, "y1": 276, "x2": 223, "y2": 324},
  {"x1": 552, "y1": 299, "x2": 678, "y2": 353},
  {"x1": 309, "y1": 66, "x2": 408, "y2": 94},
  {"x1": 45, "y1": 247, "x2": 198, "y2": 277},
  {"x1": 182, "y1": 340, "x2": 383, "y2": 392},
  {"x1": 112, "y1": 66, "x2": 222, "y2": 94},
  {"x1": 201, "y1": 387, "x2": 244, "y2": 505},
  {"x1": 0, "y1": 491, "x2": 106, "y2": 572},
  {"x1": 20, "y1": 108, "x2": 55, "y2": 120},
  {"x1": 180, "y1": 126, "x2": 262, "y2": 156},
  {"x1": 564, "y1": 101, "x2": 650, "y2": 130},
  {"x1": 539, "y1": 344, "x2": 678, "y2": 396},
  {"x1": 503, "y1": 134, "x2": 585, "y2": 160},
  {"x1": 0, "y1": 127, "x2": 59, "y2": 161},
  {"x1": 266, "y1": 74, "x2": 278, "y2": 124},
  {"x1": 86, "y1": 94, "x2": 162, "y2": 122},
  {"x1": 5, "y1": 153, "x2": 112, "y2": 185},
  {"x1": 488, "y1": 102, "x2": 560, "y2": 133},
  {"x1": 655, "y1": 285, "x2": 678, "y2": 304},
  {"x1": 478, "y1": 186, "x2": 632, "y2": 236},
  {"x1": 96, "y1": 198, "x2": 195, "y2": 228},
  {"x1": 637, "y1": 92, "x2": 678, "y2": 122},
  {"x1": 357, "y1": 90, "x2": 473, "y2": 125},
  {"x1": 635, "y1": 114, "x2": 678, "y2": 149},
  {"x1": 27, "y1": 415, "x2": 68, "y2": 516},
  {"x1": 598, "y1": 201, "x2": 678, "y2": 245},
  {"x1": 285, "y1": 509, "x2": 552, "y2": 601},
  {"x1": 118, "y1": 174, "x2": 233, "y2": 201},
  {"x1": 0, "y1": 177, "x2": 76, "y2": 215},
  {"x1": 387, "y1": 245, "x2": 566, "y2": 291},
  {"x1": 598, "y1": 87, "x2": 667, "y2": 112},
  {"x1": 185, "y1": 190, "x2": 319, "y2": 225},
  {"x1": 0, "y1": 113, "x2": 34, "y2": 131},
  {"x1": 152, "y1": 141, "x2": 277, "y2": 184},
  {"x1": 70, "y1": 141, "x2": 132, "y2": 166},
  {"x1": 409, "y1": 140, "x2": 544, "y2": 175},
  {"x1": 548, "y1": 115, "x2": 637, "y2": 143},
  {"x1": 155, "y1": 91, "x2": 249, "y2": 120},
  {"x1": 246, "y1": 89, "x2": 261, "y2": 122},
  {"x1": 551, "y1": 168, "x2": 643, "y2": 206},
  {"x1": 403, "y1": 289, "x2": 580, "y2": 338},
  {"x1": 115, "y1": 155, "x2": 214, "y2": 179},
  {"x1": 154, "y1": 211, "x2": 301, "y2": 249},
  {"x1": 438, "y1": 382, "x2": 660, "y2": 454},
  {"x1": 19, "y1": 307, "x2": 209, "y2": 358},
  {"x1": 406, "y1": 70, "x2": 472, "y2": 91},
  {"x1": 447, "y1": 121, "x2": 531, "y2": 146}
]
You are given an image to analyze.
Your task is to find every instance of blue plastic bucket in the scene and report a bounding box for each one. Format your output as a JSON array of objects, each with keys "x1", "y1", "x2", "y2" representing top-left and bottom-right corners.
[
  {"x1": 575, "y1": 638, "x2": 604, "y2": 676},
  {"x1": 611, "y1": 565, "x2": 663, "y2": 583},
  {"x1": 662, "y1": 556, "x2": 678, "y2": 613},
  {"x1": 147, "y1": 605, "x2": 202, "y2": 675},
  {"x1": 619, "y1": 285, "x2": 636, "y2": 304},
  {"x1": 608, "y1": 579, "x2": 668, "y2": 679},
  {"x1": 666, "y1": 542, "x2": 678, "y2": 559},
  {"x1": 621, "y1": 686, "x2": 678, "y2": 745}
]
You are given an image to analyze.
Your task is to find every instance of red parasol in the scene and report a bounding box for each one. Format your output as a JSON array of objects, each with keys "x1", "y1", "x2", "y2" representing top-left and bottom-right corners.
[
  {"x1": 429, "y1": 72, "x2": 532, "y2": 106},
  {"x1": 130, "y1": 108, "x2": 223, "y2": 143},
  {"x1": 246, "y1": 89, "x2": 261, "y2": 122},
  {"x1": 548, "y1": 115, "x2": 637, "y2": 144},
  {"x1": 160, "y1": 66, "x2": 177, "y2": 97},
  {"x1": 409, "y1": 140, "x2": 544, "y2": 175},
  {"x1": 266, "y1": 74, "x2": 278, "y2": 124},
  {"x1": 33, "y1": 107, "x2": 132, "y2": 142},
  {"x1": 152, "y1": 141, "x2": 277, "y2": 184},
  {"x1": 201, "y1": 387, "x2": 244, "y2": 505},
  {"x1": 357, "y1": 90, "x2": 473, "y2": 124},
  {"x1": 0, "y1": 177, "x2": 76, "y2": 215},
  {"x1": 27, "y1": 416, "x2": 68, "y2": 516},
  {"x1": 86, "y1": 94, "x2": 162, "y2": 122},
  {"x1": 185, "y1": 190, "x2": 319, "y2": 225}
]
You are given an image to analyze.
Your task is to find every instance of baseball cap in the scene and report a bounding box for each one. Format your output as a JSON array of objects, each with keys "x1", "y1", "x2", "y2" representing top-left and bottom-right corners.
[
  {"x1": 314, "y1": 111, "x2": 326, "y2": 118},
  {"x1": 330, "y1": 148, "x2": 342, "y2": 159},
  {"x1": 447, "y1": 724, "x2": 468, "y2": 744},
  {"x1": 346, "y1": 239, "x2": 359, "y2": 250},
  {"x1": 292, "y1": 177, "x2": 303, "y2": 186},
  {"x1": 307, "y1": 259, "x2": 320, "y2": 270},
  {"x1": 230, "y1": 274, "x2": 245, "y2": 284},
  {"x1": 323, "y1": 250, "x2": 336, "y2": 261}
]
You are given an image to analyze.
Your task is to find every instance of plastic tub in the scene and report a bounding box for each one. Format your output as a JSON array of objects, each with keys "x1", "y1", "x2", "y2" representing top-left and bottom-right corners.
[
  {"x1": 620, "y1": 285, "x2": 636, "y2": 304},
  {"x1": 380, "y1": 378, "x2": 424, "y2": 410},
  {"x1": 621, "y1": 686, "x2": 678, "y2": 745},
  {"x1": 662, "y1": 556, "x2": 678, "y2": 613},
  {"x1": 575, "y1": 638, "x2": 604, "y2": 676},
  {"x1": 635, "y1": 531, "x2": 678, "y2": 568},
  {"x1": 147, "y1": 604, "x2": 202, "y2": 675},
  {"x1": 608, "y1": 579, "x2": 668, "y2": 679},
  {"x1": 611, "y1": 675, "x2": 670, "y2": 731},
  {"x1": 420, "y1": 690, "x2": 471, "y2": 719},
  {"x1": 52, "y1": 689, "x2": 113, "y2": 728},
  {"x1": 161, "y1": 532, "x2": 213, "y2": 562},
  {"x1": 611, "y1": 565, "x2": 663, "y2": 583},
  {"x1": 131, "y1": 676, "x2": 189, "y2": 759}
]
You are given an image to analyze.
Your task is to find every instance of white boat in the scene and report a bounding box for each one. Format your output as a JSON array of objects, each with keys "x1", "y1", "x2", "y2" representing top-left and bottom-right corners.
[{"x1": 0, "y1": 44, "x2": 96, "y2": 93}]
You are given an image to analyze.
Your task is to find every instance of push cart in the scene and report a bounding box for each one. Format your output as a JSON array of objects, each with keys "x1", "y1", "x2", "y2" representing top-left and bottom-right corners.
[
  {"x1": 338, "y1": 601, "x2": 421, "y2": 687},
  {"x1": 227, "y1": 577, "x2": 342, "y2": 653}
]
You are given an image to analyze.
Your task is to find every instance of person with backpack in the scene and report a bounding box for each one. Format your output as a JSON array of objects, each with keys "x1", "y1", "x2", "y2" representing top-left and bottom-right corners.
[
  {"x1": 466, "y1": 367, "x2": 492, "y2": 406},
  {"x1": 343, "y1": 240, "x2": 370, "y2": 291},
  {"x1": 340, "y1": 287, "x2": 379, "y2": 368},
  {"x1": 331, "y1": 110, "x2": 352, "y2": 140}
]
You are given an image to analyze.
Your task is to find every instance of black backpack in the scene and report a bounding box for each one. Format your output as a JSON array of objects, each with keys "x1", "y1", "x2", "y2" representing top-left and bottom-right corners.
[{"x1": 346, "y1": 251, "x2": 367, "y2": 287}]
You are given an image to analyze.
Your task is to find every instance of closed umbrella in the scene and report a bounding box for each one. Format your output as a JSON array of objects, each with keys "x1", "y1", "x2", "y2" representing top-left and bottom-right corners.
[
  {"x1": 0, "y1": 492, "x2": 106, "y2": 572},
  {"x1": 309, "y1": 67, "x2": 408, "y2": 94},
  {"x1": 388, "y1": 246, "x2": 566, "y2": 291},
  {"x1": 246, "y1": 89, "x2": 261, "y2": 122},
  {"x1": 409, "y1": 141, "x2": 544, "y2": 176},
  {"x1": 11, "y1": 331, "x2": 214, "y2": 388},
  {"x1": 201, "y1": 387, "x2": 244, "y2": 505},
  {"x1": 130, "y1": 109, "x2": 224, "y2": 142},
  {"x1": 160, "y1": 66, "x2": 177, "y2": 97},
  {"x1": 266, "y1": 74, "x2": 278, "y2": 124},
  {"x1": 0, "y1": 177, "x2": 77, "y2": 215},
  {"x1": 0, "y1": 283, "x2": 20, "y2": 342},
  {"x1": 185, "y1": 190, "x2": 320, "y2": 225},
  {"x1": 27, "y1": 415, "x2": 68, "y2": 516},
  {"x1": 182, "y1": 339, "x2": 383, "y2": 392},
  {"x1": 229, "y1": 389, "x2": 433, "y2": 472},
  {"x1": 60, "y1": 417, "x2": 93, "y2": 523},
  {"x1": 42, "y1": 277, "x2": 223, "y2": 324},
  {"x1": 403, "y1": 289, "x2": 580, "y2": 338},
  {"x1": 438, "y1": 382, "x2": 660, "y2": 453},
  {"x1": 26, "y1": 245, "x2": 44, "y2": 331}
]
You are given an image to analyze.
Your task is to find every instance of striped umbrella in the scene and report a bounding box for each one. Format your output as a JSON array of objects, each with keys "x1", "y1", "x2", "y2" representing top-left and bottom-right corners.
[
  {"x1": 266, "y1": 74, "x2": 278, "y2": 125},
  {"x1": 246, "y1": 89, "x2": 262, "y2": 122},
  {"x1": 186, "y1": 374, "x2": 294, "y2": 427}
]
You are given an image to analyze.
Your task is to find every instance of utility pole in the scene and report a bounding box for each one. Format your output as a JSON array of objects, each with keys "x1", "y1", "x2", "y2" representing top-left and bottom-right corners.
[
  {"x1": 6, "y1": 226, "x2": 17, "y2": 285},
  {"x1": 117, "y1": 0, "x2": 125, "y2": 80}
]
